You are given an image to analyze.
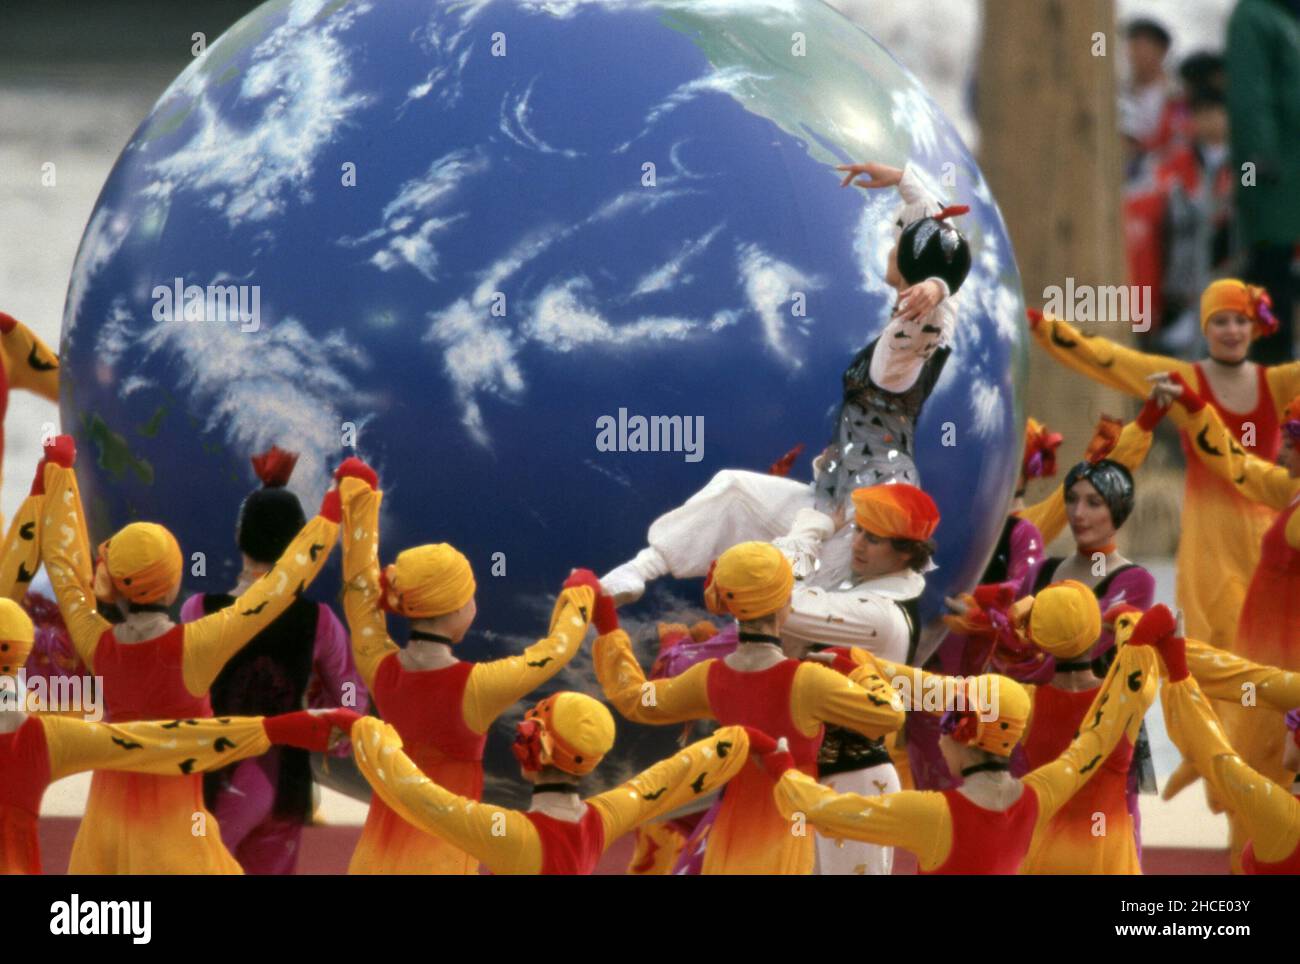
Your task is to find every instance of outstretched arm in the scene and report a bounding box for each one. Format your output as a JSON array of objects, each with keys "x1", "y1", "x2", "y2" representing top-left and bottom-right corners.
[
  {"x1": 794, "y1": 659, "x2": 904, "y2": 739},
  {"x1": 1164, "y1": 388, "x2": 1299, "y2": 511},
  {"x1": 183, "y1": 490, "x2": 341, "y2": 696},
  {"x1": 593, "y1": 629, "x2": 713, "y2": 725},
  {"x1": 1162, "y1": 672, "x2": 1300, "y2": 862},
  {"x1": 1023, "y1": 629, "x2": 1161, "y2": 829},
  {"x1": 773, "y1": 770, "x2": 952, "y2": 869},
  {"x1": 0, "y1": 488, "x2": 43, "y2": 603},
  {"x1": 0, "y1": 312, "x2": 59, "y2": 401},
  {"x1": 337, "y1": 474, "x2": 396, "y2": 690},
  {"x1": 37, "y1": 456, "x2": 108, "y2": 670},
  {"x1": 462, "y1": 577, "x2": 596, "y2": 733},
  {"x1": 1028, "y1": 309, "x2": 1196, "y2": 400},
  {"x1": 351, "y1": 717, "x2": 542, "y2": 874},
  {"x1": 1186, "y1": 637, "x2": 1300, "y2": 712},
  {"x1": 42, "y1": 714, "x2": 272, "y2": 781},
  {"x1": 37, "y1": 710, "x2": 358, "y2": 781},
  {"x1": 852, "y1": 650, "x2": 991, "y2": 715},
  {"x1": 589, "y1": 725, "x2": 751, "y2": 843}
]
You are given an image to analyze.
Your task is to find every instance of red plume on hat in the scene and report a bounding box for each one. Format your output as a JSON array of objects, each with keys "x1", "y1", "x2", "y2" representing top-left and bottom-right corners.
[
  {"x1": 1083, "y1": 416, "x2": 1125, "y2": 464},
  {"x1": 251, "y1": 446, "x2": 298, "y2": 489},
  {"x1": 1021, "y1": 418, "x2": 1064, "y2": 483}
]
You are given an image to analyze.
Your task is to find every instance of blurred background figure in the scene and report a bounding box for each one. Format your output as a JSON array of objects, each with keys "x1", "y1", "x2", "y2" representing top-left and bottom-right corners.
[
  {"x1": 1150, "y1": 83, "x2": 1235, "y2": 356},
  {"x1": 1225, "y1": 0, "x2": 1300, "y2": 365},
  {"x1": 1120, "y1": 16, "x2": 1180, "y2": 178}
]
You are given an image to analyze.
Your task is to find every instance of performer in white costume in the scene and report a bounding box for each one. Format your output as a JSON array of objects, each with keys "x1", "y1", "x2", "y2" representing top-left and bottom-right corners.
[
  {"x1": 782, "y1": 484, "x2": 939, "y2": 875},
  {"x1": 602, "y1": 160, "x2": 970, "y2": 603}
]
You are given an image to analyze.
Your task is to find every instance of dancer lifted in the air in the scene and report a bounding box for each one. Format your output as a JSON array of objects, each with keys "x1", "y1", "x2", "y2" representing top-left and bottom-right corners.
[{"x1": 602, "y1": 161, "x2": 971, "y2": 602}]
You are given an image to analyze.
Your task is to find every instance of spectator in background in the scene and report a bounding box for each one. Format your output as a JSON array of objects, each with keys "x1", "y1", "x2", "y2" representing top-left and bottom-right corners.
[
  {"x1": 1120, "y1": 17, "x2": 1181, "y2": 180},
  {"x1": 1179, "y1": 50, "x2": 1227, "y2": 98},
  {"x1": 1226, "y1": 0, "x2": 1300, "y2": 365},
  {"x1": 1155, "y1": 85, "x2": 1236, "y2": 356}
]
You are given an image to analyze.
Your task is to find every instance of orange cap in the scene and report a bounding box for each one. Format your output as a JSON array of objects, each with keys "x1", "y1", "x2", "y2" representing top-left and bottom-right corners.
[{"x1": 851, "y1": 483, "x2": 940, "y2": 541}]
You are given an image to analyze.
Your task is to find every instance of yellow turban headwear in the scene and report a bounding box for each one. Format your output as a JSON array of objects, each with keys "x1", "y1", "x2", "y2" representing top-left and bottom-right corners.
[
  {"x1": 1029, "y1": 579, "x2": 1102, "y2": 659},
  {"x1": 703, "y1": 541, "x2": 793, "y2": 621},
  {"x1": 94, "y1": 522, "x2": 183, "y2": 605},
  {"x1": 943, "y1": 674, "x2": 1032, "y2": 757},
  {"x1": 512, "y1": 692, "x2": 616, "y2": 777},
  {"x1": 380, "y1": 543, "x2": 476, "y2": 619},
  {"x1": 0, "y1": 599, "x2": 35, "y2": 676},
  {"x1": 1200, "y1": 278, "x2": 1276, "y2": 338}
]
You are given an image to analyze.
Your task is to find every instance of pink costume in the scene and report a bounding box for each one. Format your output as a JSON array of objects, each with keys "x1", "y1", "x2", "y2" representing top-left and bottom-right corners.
[{"x1": 181, "y1": 594, "x2": 367, "y2": 874}]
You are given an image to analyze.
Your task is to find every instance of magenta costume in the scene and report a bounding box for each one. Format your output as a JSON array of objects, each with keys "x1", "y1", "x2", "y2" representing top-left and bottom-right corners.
[{"x1": 180, "y1": 593, "x2": 368, "y2": 874}]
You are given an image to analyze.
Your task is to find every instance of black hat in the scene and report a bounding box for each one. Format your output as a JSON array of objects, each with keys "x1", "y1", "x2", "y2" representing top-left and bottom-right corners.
[
  {"x1": 898, "y1": 206, "x2": 971, "y2": 294},
  {"x1": 1064, "y1": 458, "x2": 1136, "y2": 529},
  {"x1": 237, "y1": 447, "x2": 306, "y2": 564}
]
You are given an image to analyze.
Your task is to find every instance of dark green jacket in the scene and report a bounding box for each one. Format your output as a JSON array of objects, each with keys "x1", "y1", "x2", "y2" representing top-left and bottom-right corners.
[{"x1": 1226, "y1": 0, "x2": 1300, "y2": 244}]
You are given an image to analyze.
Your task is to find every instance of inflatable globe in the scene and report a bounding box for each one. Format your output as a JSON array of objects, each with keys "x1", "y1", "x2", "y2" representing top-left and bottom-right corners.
[{"x1": 60, "y1": 0, "x2": 1027, "y2": 801}]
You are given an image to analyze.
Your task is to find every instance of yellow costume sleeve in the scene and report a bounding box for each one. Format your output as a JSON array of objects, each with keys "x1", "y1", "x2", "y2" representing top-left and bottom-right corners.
[
  {"x1": 867, "y1": 653, "x2": 954, "y2": 706},
  {"x1": 38, "y1": 464, "x2": 108, "y2": 670},
  {"x1": 773, "y1": 769, "x2": 953, "y2": 869},
  {"x1": 0, "y1": 316, "x2": 60, "y2": 401},
  {"x1": 866, "y1": 651, "x2": 1038, "y2": 731},
  {"x1": 1166, "y1": 403, "x2": 1299, "y2": 511},
  {"x1": 41, "y1": 713, "x2": 273, "y2": 782},
  {"x1": 0, "y1": 492, "x2": 43, "y2": 602},
  {"x1": 592, "y1": 629, "x2": 713, "y2": 724},
  {"x1": 338, "y1": 476, "x2": 396, "y2": 690},
  {"x1": 1162, "y1": 673, "x2": 1300, "y2": 862},
  {"x1": 351, "y1": 717, "x2": 542, "y2": 874},
  {"x1": 791, "y1": 660, "x2": 904, "y2": 739},
  {"x1": 462, "y1": 585, "x2": 595, "y2": 734},
  {"x1": 588, "y1": 725, "x2": 751, "y2": 842},
  {"x1": 1017, "y1": 420, "x2": 1154, "y2": 543},
  {"x1": 1265, "y1": 363, "x2": 1300, "y2": 416},
  {"x1": 1186, "y1": 637, "x2": 1300, "y2": 712},
  {"x1": 1031, "y1": 313, "x2": 1196, "y2": 398},
  {"x1": 182, "y1": 513, "x2": 339, "y2": 695},
  {"x1": 1022, "y1": 643, "x2": 1159, "y2": 831}
]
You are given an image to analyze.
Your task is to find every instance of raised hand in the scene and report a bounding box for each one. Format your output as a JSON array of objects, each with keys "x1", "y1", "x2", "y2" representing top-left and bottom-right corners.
[
  {"x1": 895, "y1": 279, "x2": 945, "y2": 322},
  {"x1": 836, "y1": 161, "x2": 904, "y2": 190}
]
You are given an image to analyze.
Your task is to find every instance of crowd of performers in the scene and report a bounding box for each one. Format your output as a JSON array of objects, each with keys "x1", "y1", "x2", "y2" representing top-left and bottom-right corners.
[{"x1": 3, "y1": 158, "x2": 1300, "y2": 876}]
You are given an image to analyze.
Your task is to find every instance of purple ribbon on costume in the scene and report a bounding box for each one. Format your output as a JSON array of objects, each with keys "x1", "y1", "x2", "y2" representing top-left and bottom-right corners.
[{"x1": 1285, "y1": 708, "x2": 1300, "y2": 734}]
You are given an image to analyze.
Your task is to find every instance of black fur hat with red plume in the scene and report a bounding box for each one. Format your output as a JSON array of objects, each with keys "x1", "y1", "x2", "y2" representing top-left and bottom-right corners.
[
  {"x1": 237, "y1": 446, "x2": 306, "y2": 564},
  {"x1": 898, "y1": 204, "x2": 971, "y2": 294}
]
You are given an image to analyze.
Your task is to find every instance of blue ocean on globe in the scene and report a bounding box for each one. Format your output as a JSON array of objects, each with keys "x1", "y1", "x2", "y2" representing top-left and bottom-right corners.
[{"x1": 60, "y1": 0, "x2": 1026, "y2": 796}]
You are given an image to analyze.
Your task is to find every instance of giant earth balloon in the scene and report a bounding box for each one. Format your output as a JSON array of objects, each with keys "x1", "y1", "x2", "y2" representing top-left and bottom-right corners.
[{"x1": 60, "y1": 0, "x2": 1027, "y2": 801}]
